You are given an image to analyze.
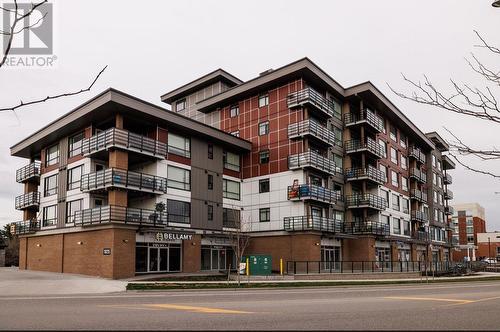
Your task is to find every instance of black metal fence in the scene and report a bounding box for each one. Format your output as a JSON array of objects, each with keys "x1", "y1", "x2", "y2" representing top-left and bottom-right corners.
[
  {"x1": 16, "y1": 161, "x2": 41, "y2": 183},
  {"x1": 81, "y1": 168, "x2": 167, "y2": 193},
  {"x1": 10, "y1": 220, "x2": 40, "y2": 235},
  {"x1": 15, "y1": 192, "x2": 40, "y2": 210},
  {"x1": 73, "y1": 205, "x2": 168, "y2": 227}
]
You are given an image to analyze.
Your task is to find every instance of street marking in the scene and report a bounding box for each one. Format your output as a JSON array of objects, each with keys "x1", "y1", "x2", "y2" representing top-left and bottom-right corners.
[
  {"x1": 383, "y1": 296, "x2": 473, "y2": 305},
  {"x1": 443, "y1": 295, "x2": 500, "y2": 307},
  {"x1": 99, "y1": 303, "x2": 252, "y2": 314}
]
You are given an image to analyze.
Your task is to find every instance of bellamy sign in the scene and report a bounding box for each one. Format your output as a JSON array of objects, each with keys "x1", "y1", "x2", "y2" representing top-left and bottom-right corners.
[{"x1": 155, "y1": 232, "x2": 193, "y2": 241}]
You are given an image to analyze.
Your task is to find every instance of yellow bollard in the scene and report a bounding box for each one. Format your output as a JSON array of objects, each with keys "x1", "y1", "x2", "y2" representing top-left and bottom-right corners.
[
  {"x1": 280, "y1": 258, "x2": 283, "y2": 276},
  {"x1": 246, "y1": 257, "x2": 250, "y2": 276}
]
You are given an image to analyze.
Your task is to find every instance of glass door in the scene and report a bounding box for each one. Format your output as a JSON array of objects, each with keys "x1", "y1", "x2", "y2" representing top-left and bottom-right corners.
[{"x1": 149, "y1": 247, "x2": 159, "y2": 272}]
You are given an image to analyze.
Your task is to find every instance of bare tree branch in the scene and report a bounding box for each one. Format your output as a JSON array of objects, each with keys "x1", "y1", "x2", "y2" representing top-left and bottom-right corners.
[{"x1": 449, "y1": 154, "x2": 500, "y2": 179}]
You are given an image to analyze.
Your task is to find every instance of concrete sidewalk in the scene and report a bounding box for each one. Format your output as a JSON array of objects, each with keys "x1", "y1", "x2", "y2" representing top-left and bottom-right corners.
[{"x1": 0, "y1": 267, "x2": 126, "y2": 296}]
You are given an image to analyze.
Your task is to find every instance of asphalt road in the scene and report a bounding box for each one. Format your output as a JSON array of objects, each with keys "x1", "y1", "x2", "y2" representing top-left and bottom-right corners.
[{"x1": 2, "y1": 281, "x2": 500, "y2": 330}]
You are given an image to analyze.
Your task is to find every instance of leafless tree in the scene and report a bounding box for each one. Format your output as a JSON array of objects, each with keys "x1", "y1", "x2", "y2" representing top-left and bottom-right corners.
[
  {"x1": 388, "y1": 30, "x2": 500, "y2": 178},
  {"x1": 1, "y1": 0, "x2": 107, "y2": 113},
  {"x1": 226, "y1": 207, "x2": 251, "y2": 286}
]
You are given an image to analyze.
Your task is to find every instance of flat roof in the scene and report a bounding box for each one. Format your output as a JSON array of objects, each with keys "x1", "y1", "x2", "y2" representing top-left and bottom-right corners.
[
  {"x1": 426, "y1": 131, "x2": 449, "y2": 151},
  {"x1": 11, "y1": 88, "x2": 252, "y2": 158}
]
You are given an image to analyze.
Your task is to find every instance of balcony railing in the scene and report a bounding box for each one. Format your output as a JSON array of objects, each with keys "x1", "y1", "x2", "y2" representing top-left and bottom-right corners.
[
  {"x1": 284, "y1": 216, "x2": 344, "y2": 233},
  {"x1": 409, "y1": 146, "x2": 426, "y2": 164},
  {"x1": 10, "y1": 220, "x2": 40, "y2": 235},
  {"x1": 412, "y1": 230, "x2": 430, "y2": 242},
  {"x1": 411, "y1": 211, "x2": 429, "y2": 223},
  {"x1": 15, "y1": 192, "x2": 40, "y2": 210},
  {"x1": 73, "y1": 205, "x2": 168, "y2": 227},
  {"x1": 445, "y1": 205, "x2": 454, "y2": 215},
  {"x1": 288, "y1": 119, "x2": 337, "y2": 146},
  {"x1": 287, "y1": 88, "x2": 338, "y2": 118},
  {"x1": 345, "y1": 193, "x2": 387, "y2": 210},
  {"x1": 442, "y1": 155, "x2": 456, "y2": 170},
  {"x1": 287, "y1": 184, "x2": 342, "y2": 204},
  {"x1": 82, "y1": 128, "x2": 167, "y2": 159},
  {"x1": 16, "y1": 161, "x2": 41, "y2": 183},
  {"x1": 410, "y1": 189, "x2": 428, "y2": 203},
  {"x1": 444, "y1": 173, "x2": 453, "y2": 185},
  {"x1": 345, "y1": 166, "x2": 386, "y2": 185},
  {"x1": 346, "y1": 221, "x2": 390, "y2": 236},
  {"x1": 80, "y1": 168, "x2": 167, "y2": 194},
  {"x1": 444, "y1": 189, "x2": 454, "y2": 200},
  {"x1": 288, "y1": 151, "x2": 336, "y2": 175},
  {"x1": 409, "y1": 168, "x2": 427, "y2": 183},
  {"x1": 343, "y1": 109, "x2": 385, "y2": 133},
  {"x1": 345, "y1": 137, "x2": 385, "y2": 159}
]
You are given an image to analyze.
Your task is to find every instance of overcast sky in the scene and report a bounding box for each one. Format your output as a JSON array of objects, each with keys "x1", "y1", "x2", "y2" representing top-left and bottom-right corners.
[{"x1": 1, "y1": 0, "x2": 499, "y2": 230}]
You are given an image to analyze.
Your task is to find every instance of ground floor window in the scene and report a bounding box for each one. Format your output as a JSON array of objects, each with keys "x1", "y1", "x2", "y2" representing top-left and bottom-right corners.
[
  {"x1": 320, "y1": 246, "x2": 341, "y2": 271},
  {"x1": 398, "y1": 249, "x2": 410, "y2": 261},
  {"x1": 136, "y1": 243, "x2": 181, "y2": 273},
  {"x1": 375, "y1": 247, "x2": 392, "y2": 269},
  {"x1": 201, "y1": 245, "x2": 236, "y2": 271}
]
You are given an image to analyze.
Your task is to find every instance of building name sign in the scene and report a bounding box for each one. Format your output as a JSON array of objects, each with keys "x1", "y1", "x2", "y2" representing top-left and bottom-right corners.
[{"x1": 155, "y1": 232, "x2": 193, "y2": 242}]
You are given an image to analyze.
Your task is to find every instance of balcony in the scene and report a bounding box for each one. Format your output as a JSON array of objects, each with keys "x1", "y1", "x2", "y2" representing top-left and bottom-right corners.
[
  {"x1": 444, "y1": 173, "x2": 453, "y2": 185},
  {"x1": 410, "y1": 189, "x2": 427, "y2": 203},
  {"x1": 343, "y1": 109, "x2": 385, "y2": 133},
  {"x1": 345, "y1": 138, "x2": 385, "y2": 159},
  {"x1": 409, "y1": 168, "x2": 427, "y2": 183},
  {"x1": 444, "y1": 189, "x2": 454, "y2": 200},
  {"x1": 412, "y1": 230, "x2": 430, "y2": 243},
  {"x1": 80, "y1": 168, "x2": 167, "y2": 194},
  {"x1": 345, "y1": 166, "x2": 386, "y2": 185},
  {"x1": 346, "y1": 221, "x2": 390, "y2": 236},
  {"x1": 287, "y1": 88, "x2": 338, "y2": 119},
  {"x1": 287, "y1": 184, "x2": 342, "y2": 204},
  {"x1": 442, "y1": 155, "x2": 456, "y2": 170},
  {"x1": 82, "y1": 128, "x2": 167, "y2": 159},
  {"x1": 445, "y1": 205, "x2": 454, "y2": 215},
  {"x1": 15, "y1": 192, "x2": 40, "y2": 210},
  {"x1": 288, "y1": 119, "x2": 338, "y2": 147},
  {"x1": 73, "y1": 205, "x2": 168, "y2": 227},
  {"x1": 345, "y1": 193, "x2": 387, "y2": 210},
  {"x1": 16, "y1": 161, "x2": 41, "y2": 183},
  {"x1": 288, "y1": 151, "x2": 336, "y2": 175},
  {"x1": 409, "y1": 146, "x2": 426, "y2": 164},
  {"x1": 284, "y1": 216, "x2": 344, "y2": 234},
  {"x1": 10, "y1": 220, "x2": 40, "y2": 235},
  {"x1": 411, "y1": 211, "x2": 429, "y2": 223}
]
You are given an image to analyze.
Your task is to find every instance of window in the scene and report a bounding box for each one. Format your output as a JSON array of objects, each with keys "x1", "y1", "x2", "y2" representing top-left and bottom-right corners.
[
  {"x1": 168, "y1": 132, "x2": 191, "y2": 158},
  {"x1": 67, "y1": 165, "x2": 83, "y2": 190},
  {"x1": 381, "y1": 189, "x2": 389, "y2": 205},
  {"x1": 391, "y1": 170, "x2": 399, "y2": 187},
  {"x1": 378, "y1": 139, "x2": 387, "y2": 158},
  {"x1": 208, "y1": 144, "x2": 213, "y2": 159},
  {"x1": 230, "y1": 130, "x2": 240, "y2": 137},
  {"x1": 223, "y1": 208, "x2": 240, "y2": 228},
  {"x1": 223, "y1": 151, "x2": 240, "y2": 171},
  {"x1": 258, "y1": 121, "x2": 269, "y2": 135},
  {"x1": 208, "y1": 174, "x2": 213, "y2": 190},
  {"x1": 379, "y1": 164, "x2": 387, "y2": 182},
  {"x1": 390, "y1": 147, "x2": 398, "y2": 164},
  {"x1": 333, "y1": 126, "x2": 343, "y2": 147},
  {"x1": 259, "y1": 179, "x2": 270, "y2": 193},
  {"x1": 167, "y1": 200, "x2": 190, "y2": 224},
  {"x1": 402, "y1": 177, "x2": 408, "y2": 191},
  {"x1": 467, "y1": 235, "x2": 475, "y2": 244},
  {"x1": 259, "y1": 208, "x2": 270, "y2": 222},
  {"x1": 259, "y1": 150, "x2": 270, "y2": 164},
  {"x1": 437, "y1": 160, "x2": 442, "y2": 171},
  {"x1": 437, "y1": 176, "x2": 442, "y2": 188},
  {"x1": 403, "y1": 221, "x2": 410, "y2": 236},
  {"x1": 402, "y1": 198, "x2": 410, "y2": 214},
  {"x1": 401, "y1": 156, "x2": 407, "y2": 170},
  {"x1": 466, "y1": 226, "x2": 474, "y2": 234},
  {"x1": 381, "y1": 215, "x2": 390, "y2": 227},
  {"x1": 223, "y1": 179, "x2": 240, "y2": 200},
  {"x1": 333, "y1": 154, "x2": 343, "y2": 174},
  {"x1": 45, "y1": 144, "x2": 59, "y2": 166},
  {"x1": 392, "y1": 193, "x2": 400, "y2": 211},
  {"x1": 392, "y1": 217, "x2": 401, "y2": 234},
  {"x1": 230, "y1": 105, "x2": 239, "y2": 117},
  {"x1": 43, "y1": 205, "x2": 57, "y2": 227},
  {"x1": 434, "y1": 208, "x2": 439, "y2": 221},
  {"x1": 433, "y1": 173, "x2": 437, "y2": 185},
  {"x1": 207, "y1": 205, "x2": 213, "y2": 221},
  {"x1": 258, "y1": 94, "x2": 269, "y2": 107},
  {"x1": 390, "y1": 125, "x2": 397, "y2": 142},
  {"x1": 176, "y1": 99, "x2": 186, "y2": 112},
  {"x1": 434, "y1": 191, "x2": 438, "y2": 203},
  {"x1": 432, "y1": 155, "x2": 437, "y2": 167},
  {"x1": 44, "y1": 174, "x2": 58, "y2": 197},
  {"x1": 167, "y1": 166, "x2": 190, "y2": 190},
  {"x1": 66, "y1": 199, "x2": 82, "y2": 223},
  {"x1": 400, "y1": 133, "x2": 407, "y2": 148},
  {"x1": 69, "y1": 132, "x2": 84, "y2": 157}
]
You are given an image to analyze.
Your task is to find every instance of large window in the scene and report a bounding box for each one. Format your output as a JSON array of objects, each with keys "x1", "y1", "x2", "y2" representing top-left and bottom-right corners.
[
  {"x1": 390, "y1": 147, "x2": 398, "y2": 165},
  {"x1": 258, "y1": 94, "x2": 269, "y2": 107},
  {"x1": 167, "y1": 166, "x2": 190, "y2": 190},
  {"x1": 167, "y1": 200, "x2": 190, "y2": 224},
  {"x1": 67, "y1": 165, "x2": 83, "y2": 190},
  {"x1": 401, "y1": 156, "x2": 407, "y2": 170},
  {"x1": 223, "y1": 208, "x2": 241, "y2": 228},
  {"x1": 392, "y1": 193, "x2": 400, "y2": 211},
  {"x1": 259, "y1": 121, "x2": 269, "y2": 136},
  {"x1": 168, "y1": 132, "x2": 191, "y2": 158},
  {"x1": 403, "y1": 221, "x2": 410, "y2": 236},
  {"x1": 223, "y1": 179, "x2": 240, "y2": 200},
  {"x1": 392, "y1": 217, "x2": 401, "y2": 234},
  {"x1": 402, "y1": 177, "x2": 408, "y2": 191},
  {"x1": 379, "y1": 165, "x2": 387, "y2": 183},
  {"x1": 259, "y1": 208, "x2": 270, "y2": 222},
  {"x1": 43, "y1": 205, "x2": 57, "y2": 227},
  {"x1": 45, "y1": 144, "x2": 59, "y2": 166},
  {"x1": 378, "y1": 140, "x2": 387, "y2": 158},
  {"x1": 69, "y1": 132, "x2": 84, "y2": 157},
  {"x1": 44, "y1": 174, "x2": 58, "y2": 197},
  {"x1": 391, "y1": 170, "x2": 399, "y2": 187},
  {"x1": 223, "y1": 151, "x2": 240, "y2": 171},
  {"x1": 66, "y1": 199, "x2": 82, "y2": 224},
  {"x1": 402, "y1": 198, "x2": 409, "y2": 214}
]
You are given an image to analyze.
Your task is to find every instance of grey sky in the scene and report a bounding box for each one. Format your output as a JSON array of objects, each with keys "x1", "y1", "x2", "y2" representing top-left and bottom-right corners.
[{"x1": 1, "y1": 0, "x2": 499, "y2": 229}]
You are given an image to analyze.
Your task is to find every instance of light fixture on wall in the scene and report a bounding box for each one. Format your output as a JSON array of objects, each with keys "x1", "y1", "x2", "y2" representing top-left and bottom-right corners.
[
  {"x1": 122, "y1": 239, "x2": 129, "y2": 244},
  {"x1": 315, "y1": 242, "x2": 320, "y2": 246},
  {"x1": 77, "y1": 241, "x2": 83, "y2": 245},
  {"x1": 36, "y1": 243, "x2": 42, "y2": 247},
  {"x1": 191, "y1": 242, "x2": 196, "y2": 246}
]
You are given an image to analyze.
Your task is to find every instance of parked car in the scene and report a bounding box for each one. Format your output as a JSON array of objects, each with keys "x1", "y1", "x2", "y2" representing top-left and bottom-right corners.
[{"x1": 482, "y1": 258, "x2": 498, "y2": 264}]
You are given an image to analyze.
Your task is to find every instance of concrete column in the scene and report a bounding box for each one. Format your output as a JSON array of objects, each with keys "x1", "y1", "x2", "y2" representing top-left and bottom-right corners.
[
  {"x1": 182, "y1": 235, "x2": 201, "y2": 273},
  {"x1": 115, "y1": 113, "x2": 124, "y2": 129},
  {"x1": 108, "y1": 149, "x2": 128, "y2": 207}
]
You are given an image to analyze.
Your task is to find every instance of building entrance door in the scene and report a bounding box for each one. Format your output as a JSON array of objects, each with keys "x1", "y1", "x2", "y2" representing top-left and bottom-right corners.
[
  {"x1": 136, "y1": 243, "x2": 182, "y2": 273},
  {"x1": 321, "y1": 246, "x2": 340, "y2": 271}
]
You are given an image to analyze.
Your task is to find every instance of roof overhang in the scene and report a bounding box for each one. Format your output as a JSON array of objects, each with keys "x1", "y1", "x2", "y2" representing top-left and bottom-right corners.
[{"x1": 426, "y1": 131, "x2": 449, "y2": 151}]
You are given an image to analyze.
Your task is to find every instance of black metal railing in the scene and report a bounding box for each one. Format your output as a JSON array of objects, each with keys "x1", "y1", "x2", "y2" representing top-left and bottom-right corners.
[
  {"x1": 82, "y1": 128, "x2": 167, "y2": 158},
  {"x1": 345, "y1": 193, "x2": 387, "y2": 210},
  {"x1": 409, "y1": 146, "x2": 426, "y2": 164},
  {"x1": 343, "y1": 109, "x2": 385, "y2": 133},
  {"x1": 345, "y1": 137, "x2": 385, "y2": 159},
  {"x1": 445, "y1": 206, "x2": 454, "y2": 215},
  {"x1": 409, "y1": 168, "x2": 427, "y2": 183},
  {"x1": 287, "y1": 88, "x2": 338, "y2": 118},
  {"x1": 80, "y1": 168, "x2": 167, "y2": 193},
  {"x1": 288, "y1": 151, "x2": 336, "y2": 175},
  {"x1": 345, "y1": 166, "x2": 386, "y2": 184},
  {"x1": 284, "y1": 216, "x2": 344, "y2": 233},
  {"x1": 73, "y1": 205, "x2": 168, "y2": 227},
  {"x1": 411, "y1": 211, "x2": 429, "y2": 223},
  {"x1": 444, "y1": 173, "x2": 453, "y2": 185},
  {"x1": 10, "y1": 220, "x2": 40, "y2": 235},
  {"x1": 287, "y1": 184, "x2": 342, "y2": 204},
  {"x1": 444, "y1": 189, "x2": 454, "y2": 200},
  {"x1": 288, "y1": 119, "x2": 337, "y2": 146},
  {"x1": 346, "y1": 221, "x2": 390, "y2": 236},
  {"x1": 16, "y1": 161, "x2": 41, "y2": 183},
  {"x1": 410, "y1": 189, "x2": 428, "y2": 203},
  {"x1": 15, "y1": 192, "x2": 40, "y2": 210},
  {"x1": 412, "y1": 230, "x2": 430, "y2": 242}
]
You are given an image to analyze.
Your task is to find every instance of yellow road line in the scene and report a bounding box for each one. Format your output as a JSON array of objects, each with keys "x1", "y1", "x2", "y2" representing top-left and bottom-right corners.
[
  {"x1": 383, "y1": 296, "x2": 473, "y2": 304},
  {"x1": 99, "y1": 303, "x2": 252, "y2": 314}
]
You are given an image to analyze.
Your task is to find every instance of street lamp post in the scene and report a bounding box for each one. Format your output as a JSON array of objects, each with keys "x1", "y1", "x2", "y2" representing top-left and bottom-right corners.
[{"x1": 488, "y1": 237, "x2": 492, "y2": 259}]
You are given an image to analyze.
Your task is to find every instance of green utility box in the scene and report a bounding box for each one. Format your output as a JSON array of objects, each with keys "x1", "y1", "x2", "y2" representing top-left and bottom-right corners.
[{"x1": 243, "y1": 255, "x2": 272, "y2": 275}]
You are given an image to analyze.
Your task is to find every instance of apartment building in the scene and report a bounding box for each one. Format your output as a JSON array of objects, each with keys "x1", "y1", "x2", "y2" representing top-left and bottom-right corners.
[
  {"x1": 450, "y1": 203, "x2": 487, "y2": 261},
  {"x1": 477, "y1": 232, "x2": 500, "y2": 260},
  {"x1": 11, "y1": 58, "x2": 456, "y2": 278}
]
